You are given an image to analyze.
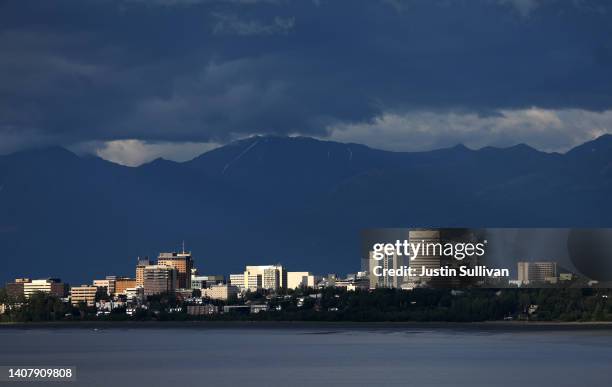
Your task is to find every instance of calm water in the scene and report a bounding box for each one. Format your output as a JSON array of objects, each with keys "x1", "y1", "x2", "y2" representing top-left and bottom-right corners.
[{"x1": 1, "y1": 325, "x2": 611, "y2": 387}]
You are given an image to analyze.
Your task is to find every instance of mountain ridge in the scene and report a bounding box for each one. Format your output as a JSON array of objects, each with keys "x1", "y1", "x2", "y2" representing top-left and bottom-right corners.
[
  {"x1": 1, "y1": 134, "x2": 611, "y2": 285},
  {"x1": 3, "y1": 133, "x2": 602, "y2": 167}
]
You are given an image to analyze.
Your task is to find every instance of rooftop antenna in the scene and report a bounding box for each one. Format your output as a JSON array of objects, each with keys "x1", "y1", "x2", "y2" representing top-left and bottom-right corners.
[{"x1": 182, "y1": 240, "x2": 185, "y2": 254}]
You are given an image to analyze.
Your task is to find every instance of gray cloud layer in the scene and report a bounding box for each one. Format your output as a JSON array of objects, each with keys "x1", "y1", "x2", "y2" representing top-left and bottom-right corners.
[
  {"x1": 1, "y1": 0, "x2": 612, "y2": 159},
  {"x1": 212, "y1": 13, "x2": 295, "y2": 36}
]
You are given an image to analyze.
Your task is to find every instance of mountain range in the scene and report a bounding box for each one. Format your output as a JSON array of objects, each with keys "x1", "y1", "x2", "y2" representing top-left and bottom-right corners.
[{"x1": 1, "y1": 134, "x2": 612, "y2": 285}]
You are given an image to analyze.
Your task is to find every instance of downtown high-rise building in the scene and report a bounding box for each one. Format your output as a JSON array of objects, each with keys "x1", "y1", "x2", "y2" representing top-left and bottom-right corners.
[
  {"x1": 407, "y1": 229, "x2": 442, "y2": 287},
  {"x1": 136, "y1": 257, "x2": 151, "y2": 288},
  {"x1": 368, "y1": 250, "x2": 405, "y2": 289},
  {"x1": 157, "y1": 251, "x2": 194, "y2": 289},
  {"x1": 143, "y1": 265, "x2": 178, "y2": 296}
]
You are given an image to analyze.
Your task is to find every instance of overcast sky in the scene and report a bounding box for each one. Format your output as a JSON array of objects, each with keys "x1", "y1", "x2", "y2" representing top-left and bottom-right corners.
[{"x1": 1, "y1": 0, "x2": 611, "y2": 165}]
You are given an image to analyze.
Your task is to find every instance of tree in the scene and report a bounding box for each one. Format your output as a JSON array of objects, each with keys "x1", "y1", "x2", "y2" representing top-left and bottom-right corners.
[
  {"x1": 95, "y1": 288, "x2": 110, "y2": 302},
  {"x1": 0, "y1": 287, "x2": 7, "y2": 304}
]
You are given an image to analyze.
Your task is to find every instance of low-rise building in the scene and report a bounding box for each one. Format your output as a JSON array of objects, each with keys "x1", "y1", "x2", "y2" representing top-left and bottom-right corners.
[
  {"x1": 186, "y1": 304, "x2": 218, "y2": 315},
  {"x1": 346, "y1": 280, "x2": 370, "y2": 291},
  {"x1": 202, "y1": 284, "x2": 239, "y2": 301},
  {"x1": 5, "y1": 278, "x2": 31, "y2": 300},
  {"x1": 96, "y1": 300, "x2": 125, "y2": 312},
  {"x1": 93, "y1": 278, "x2": 116, "y2": 296},
  {"x1": 126, "y1": 305, "x2": 147, "y2": 316},
  {"x1": 175, "y1": 289, "x2": 193, "y2": 300},
  {"x1": 191, "y1": 275, "x2": 224, "y2": 289},
  {"x1": 334, "y1": 277, "x2": 370, "y2": 291},
  {"x1": 249, "y1": 304, "x2": 269, "y2": 314},
  {"x1": 124, "y1": 286, "x2": 144, "y2": 302},
  {"x1": 517, "y1": 262, "x2": 558, "y2": 285},
  {"x1": 23, "y1": 279, "x2": 67, "y2": 299},
  {"x1": 559, "y1": 273, "x2": 574, "y2": 281},
  {"x1": 317, "y1": 274, "x2": 338, "y2": 288},
  {"x1": 71, "y1": 285, "x2": 97, "y2": 306},
  {"x1": 115, "y1": 277, "x2": 137, "y2": 295}
]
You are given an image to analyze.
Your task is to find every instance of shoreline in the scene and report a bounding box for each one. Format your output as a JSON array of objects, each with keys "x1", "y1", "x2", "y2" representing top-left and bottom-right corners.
[{"x1": 2, "y1": 320, "x2": 612, "y2": 332}]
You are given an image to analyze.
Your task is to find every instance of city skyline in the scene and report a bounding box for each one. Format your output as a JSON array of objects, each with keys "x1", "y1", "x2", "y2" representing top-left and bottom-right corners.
[
  {"x1": 7, "y1": 220, "x2": 612, "y2": 290},
  {"x1": 2, "y1": 236, "x2": 607, "y2": 324},
  {"x1": 3, "y1": 244, "x2": 596, "y2": 299}
]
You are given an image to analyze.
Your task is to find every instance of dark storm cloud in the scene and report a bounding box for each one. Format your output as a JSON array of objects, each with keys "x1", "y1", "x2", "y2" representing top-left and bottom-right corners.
[{"x1": 1, "y1": 0, "x2": 612, "y2": 152}]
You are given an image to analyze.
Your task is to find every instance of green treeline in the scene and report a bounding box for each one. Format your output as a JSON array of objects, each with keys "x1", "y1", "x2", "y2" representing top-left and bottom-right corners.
[
  {"x1": 1, "y1": 287, "x2": 610, "y2": 323},
  {"x1": 255, "y1": 287, "x2": 611, "y2": 322}
]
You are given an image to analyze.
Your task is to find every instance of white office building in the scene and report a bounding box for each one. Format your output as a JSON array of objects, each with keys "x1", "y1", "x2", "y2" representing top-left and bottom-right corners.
[
  {"x1": 286, "y1": 272, "x2": 315, "y2": 289},
  {"x1": 230, "y1": 265, "x2": 286, "y2": 291}
]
